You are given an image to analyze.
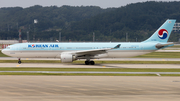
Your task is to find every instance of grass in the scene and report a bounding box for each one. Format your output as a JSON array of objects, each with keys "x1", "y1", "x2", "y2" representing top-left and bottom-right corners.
[
  {"x1": 0, "y1": 72, "x2": 157, "y2": 76},
  {"x1": 135, "y1": 52, "x2": 180, "y2": 58},
  {"x1": 168, "y1": 45, "x2": 180, "y2": 48},
  {"x1": 0, "y1": 68, "x2": 180, "y2": 72},
  {"x1": 161, "y1": 74, "x2": 180, "y2": 76},
  {"x1": 0, "y1": 68, "x2": 180, "y2": 76}
]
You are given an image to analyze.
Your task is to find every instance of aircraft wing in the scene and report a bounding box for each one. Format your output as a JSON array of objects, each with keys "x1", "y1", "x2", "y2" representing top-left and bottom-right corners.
[
  {"x1": 75, "y1": 44, "x2": 120, "y2": 56},
  {"x1": 62, "y1": 44, "x2": 121, "y2": 56},
  {"x1": 156, "y1": 43, "x2": 174, "y2": 49}
]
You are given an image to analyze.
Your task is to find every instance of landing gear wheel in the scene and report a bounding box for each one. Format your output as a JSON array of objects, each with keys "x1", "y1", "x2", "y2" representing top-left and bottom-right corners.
[
  {"x1": 18, "y1": 58, "x2": 21, "y2": 64},
  {"x1": 90, "y1": 61, "x2": 95, "y2": 65},
  {"x1": 18, "y1": 61, "x2": 21, "y2": 64},
  {"x1": 85, "y1": 61, "x2": 89, "y2": 65},
  {"x1": 85, "y1": 61, "x2": 95, "y2": 65}
]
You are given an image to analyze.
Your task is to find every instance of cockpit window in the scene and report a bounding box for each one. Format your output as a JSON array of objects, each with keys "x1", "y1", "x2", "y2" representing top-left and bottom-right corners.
[{"x1": 6, "y1": 46, "x2": 10, "y2": 49}]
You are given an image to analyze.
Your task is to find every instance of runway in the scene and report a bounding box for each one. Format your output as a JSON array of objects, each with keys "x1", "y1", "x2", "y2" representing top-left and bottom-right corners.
[
  {"x1": 0, "y1": 76, "x2": 180, "y2": 101},
  {"x1": 0, "y1": 63, "x2": 180, "y2": 68}
]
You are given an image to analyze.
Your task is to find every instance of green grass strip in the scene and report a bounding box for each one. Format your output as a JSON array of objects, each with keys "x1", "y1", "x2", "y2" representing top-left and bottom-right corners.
[
  {"x1": 161, "y1": 74, "x2": 180, "y2": 76},
  {"x1": 0, "y1": 72, "x2": 157, "y2": 76},
  {"x1": 169, "y1": 45, "x2": 180, "y2": 48},
  {"x1": 1, "y1": 68, "x2": 180, "y2": 72},
  {"x1": 135, "y1": 52, "x2": 180, "y2": 58}
]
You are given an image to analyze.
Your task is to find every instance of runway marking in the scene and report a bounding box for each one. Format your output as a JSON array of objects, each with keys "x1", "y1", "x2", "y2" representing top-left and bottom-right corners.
[
  {"x1": 26, "y1": 58, "x2": 29, "y2": 60},
  {"x1": 16, "y1": 65, "x2": 20, "y2": 67},
  {"x1": 156, "y1": 74, "x2": 161, "y2": 76}
]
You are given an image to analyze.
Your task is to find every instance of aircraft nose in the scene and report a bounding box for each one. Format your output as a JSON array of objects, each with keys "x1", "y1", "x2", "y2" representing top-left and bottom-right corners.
[
  {"x1": 1, "y1": 49, "x2": 7, "y2": 55},
  {"x1": 1, "y1": 49, "x2": 4, "y2": 53}
]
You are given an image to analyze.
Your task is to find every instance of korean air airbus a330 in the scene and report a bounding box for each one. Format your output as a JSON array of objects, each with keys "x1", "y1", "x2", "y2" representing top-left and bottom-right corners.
[{"x1": 2, "y1": 19, "x2": 176, "y2": 65}]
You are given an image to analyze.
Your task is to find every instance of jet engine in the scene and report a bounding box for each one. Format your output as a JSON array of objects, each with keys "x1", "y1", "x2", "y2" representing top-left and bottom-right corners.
[{"x1": 60, "y1": 53, "x2": 76, "y2": 63}]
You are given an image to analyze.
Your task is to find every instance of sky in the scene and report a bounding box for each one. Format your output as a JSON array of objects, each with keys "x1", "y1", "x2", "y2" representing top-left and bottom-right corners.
[{"x1": 0, "y1": 0, "x2": 180, "y2": 8}]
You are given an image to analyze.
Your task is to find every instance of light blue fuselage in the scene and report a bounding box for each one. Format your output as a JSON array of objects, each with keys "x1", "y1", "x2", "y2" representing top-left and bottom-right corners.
[{"x1": 2, "y1": 42, "x2": 163, "y2": 59}]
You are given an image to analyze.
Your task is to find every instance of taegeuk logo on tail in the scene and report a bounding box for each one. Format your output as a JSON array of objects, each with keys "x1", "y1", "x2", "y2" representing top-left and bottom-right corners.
[{"x1": 158, "y1": 29, "x2": 168, "y2": 39}]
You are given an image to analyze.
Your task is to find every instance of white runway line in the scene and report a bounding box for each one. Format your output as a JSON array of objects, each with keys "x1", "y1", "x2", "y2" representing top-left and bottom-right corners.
[
  {"x1": 0, "y1": 71, "x2": 180, "y2": 75},
  {"x1": 1, "y1": 63, "x2": 180, "y2": 68}
]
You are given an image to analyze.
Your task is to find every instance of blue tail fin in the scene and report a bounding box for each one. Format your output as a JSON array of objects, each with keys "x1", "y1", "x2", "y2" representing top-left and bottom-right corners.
[{"x1": 143, "y1": 19, "x2": 176, "y2": 43}]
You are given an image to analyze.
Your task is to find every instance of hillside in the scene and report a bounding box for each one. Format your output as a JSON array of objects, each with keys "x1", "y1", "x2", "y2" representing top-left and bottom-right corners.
[
  {"x1": 0, "y1": 5, "x2": 114, "y2": 41},
  {"x1": 0, "y1": 1, "x2": 180, "y2": 42},
  {"x1": 0, "y1": 5, "x2": 113, "y2": 30},
  {"x1": 67, "y1": 1, "x2": 180, "y2": 42}
]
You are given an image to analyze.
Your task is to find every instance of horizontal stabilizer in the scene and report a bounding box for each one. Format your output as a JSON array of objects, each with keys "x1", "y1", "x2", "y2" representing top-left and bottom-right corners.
[
  {"x1": 113, "y1": 44, "x2": 121, "y2": 49},
  {"x1": 156, "y1": 43, "x2": 174, "y2": 49}
]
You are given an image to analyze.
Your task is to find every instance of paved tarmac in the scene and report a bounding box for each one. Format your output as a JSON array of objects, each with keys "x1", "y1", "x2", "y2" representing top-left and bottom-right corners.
[
  {"x1": 0, "y1": 63, "x2": 180, "y2": 68},
  {"x1": 0, "y1": 76, "x2": 180, "y2": 101}
]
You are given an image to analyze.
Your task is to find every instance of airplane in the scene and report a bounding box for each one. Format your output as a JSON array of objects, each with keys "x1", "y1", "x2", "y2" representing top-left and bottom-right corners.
[{"x1": 2, "y1": 19, "x2": 176, "y2": 65}]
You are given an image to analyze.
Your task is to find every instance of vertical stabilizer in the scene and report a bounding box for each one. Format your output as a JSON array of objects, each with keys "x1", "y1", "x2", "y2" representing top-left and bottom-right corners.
[{"x1": 143, "y1": 19, "x2": 176, "y2": 43}]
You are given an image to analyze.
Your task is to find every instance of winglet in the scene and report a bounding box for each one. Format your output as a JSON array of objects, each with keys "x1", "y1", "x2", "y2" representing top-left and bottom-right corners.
[{"x1": 114, "y1": 44, "x2": 121, "y2": 49}]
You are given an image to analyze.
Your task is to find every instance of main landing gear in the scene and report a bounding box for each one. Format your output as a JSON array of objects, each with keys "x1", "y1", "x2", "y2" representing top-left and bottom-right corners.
[
  {"x1": 18, "y1": 58, "x2": 21, "y2": 64},
  {"x1": 85, "y1": 60, "x2": 95, "y2": 65}
]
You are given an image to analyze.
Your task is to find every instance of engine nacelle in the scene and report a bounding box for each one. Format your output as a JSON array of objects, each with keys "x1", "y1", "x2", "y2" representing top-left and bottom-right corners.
[{"x1": 60, "y1": 53, "x2": 76, "y2": 63}]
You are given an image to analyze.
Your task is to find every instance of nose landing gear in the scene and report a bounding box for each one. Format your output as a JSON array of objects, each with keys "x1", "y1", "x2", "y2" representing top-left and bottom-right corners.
[{"x1": 18, "y1": 58, "x2": 21, "y2": 64}]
